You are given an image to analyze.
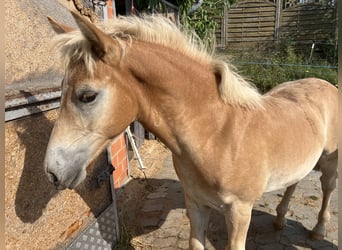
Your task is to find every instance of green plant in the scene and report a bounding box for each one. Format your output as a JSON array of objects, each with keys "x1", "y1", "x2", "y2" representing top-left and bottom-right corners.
[
  {"x1": 114, "y1": 215, "x2": 134, "y2": 250},
  {"x1": 183, "y1": 1, "x2": 226, "y2": 49},
  {"x1": 136, "y1": 0, "x2": 236, "y2": 49},
  {"x1": 222, "y1": 44, "x2": 337, "y2": 93}
]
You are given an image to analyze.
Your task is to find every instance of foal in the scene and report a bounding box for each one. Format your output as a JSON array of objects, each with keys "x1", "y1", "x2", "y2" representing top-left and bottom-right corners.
[{"x1": 45, "y1": 12, "x2": 338, "y2": 250}]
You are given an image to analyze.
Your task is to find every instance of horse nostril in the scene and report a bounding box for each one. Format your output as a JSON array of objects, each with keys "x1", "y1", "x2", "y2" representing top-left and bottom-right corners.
[{"x1": 47, "y1": 171, "x2": 59, "y2": 185}]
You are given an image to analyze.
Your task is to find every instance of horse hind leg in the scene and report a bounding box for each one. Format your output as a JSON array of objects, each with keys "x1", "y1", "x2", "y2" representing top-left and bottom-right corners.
[
  {"x1": 273, "y1": 183, "x2": 298, "y2": 230},
  {"x1": 310, "y1": 150, "x2": 338, "y2": 240}
]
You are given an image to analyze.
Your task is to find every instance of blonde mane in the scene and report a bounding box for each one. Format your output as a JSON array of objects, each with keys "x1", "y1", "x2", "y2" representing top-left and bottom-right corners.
[{"x1": 52, "y1": 15, "x2": 263, "y2": 109}]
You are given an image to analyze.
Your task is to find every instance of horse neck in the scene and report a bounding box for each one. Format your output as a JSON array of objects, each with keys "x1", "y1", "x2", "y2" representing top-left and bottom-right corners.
[{"x1": 125, "y1": 41, "x2": 223, "y2": 154}]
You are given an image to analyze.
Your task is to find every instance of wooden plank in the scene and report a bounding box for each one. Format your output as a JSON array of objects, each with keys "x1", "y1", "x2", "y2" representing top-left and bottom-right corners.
[
  {"x1": 232, "y1": 2, "x2": 276, "y2": 8},
  {"x1": 227, "y1": 41, "x2": 274, "y2": 48},
  {"x1": 227, "y1": 36, "x2": 274, "y2": 42},
  {"x1": 228, "y1": 25, "x2": 275, "y2": 30},
  {"x1": 280, "y1": 31, "x2": 335, "y2": 39},
  {"x1": 281, "y1": 14, "x2": 334, "y2": 22},
  {"x1": 230, "y1": 10, "x2": 275, "y2": 14},
  {"x1": 227, "y1": 30, "x2": 275, "y2": 36},
  {"x1": 281, "y1": 20, "x2": 335, "y2": 27},
  {"x1": 228, "y1": 30, "x2": 275, "y2": 36},
  {"x1": 228, "y1": 13, "x2": 275, "y2": 19},
  {"x1": 280, "y1": 30, "x2": 334, "y2": 37},
  {"x1": 282, "y1": 7, "x2": 335, "y2": 16},
  {"x1": 133, "y1": 121, "x2": 144, "y2": 148},
  {"x1": 281, "y1": 18, "x2": 335, "y2": 26},
  {"x1": 238, "y1": 18, "x2": 275, "y2": 24},
  {"x1": 228, "y1": 32, "x2": 274, "y2": 38},
  {"x1": 280, "y1": 29, "x2": 334, "y2": 36},
  {"x1": 228, "y1": 21, "x2": 275, "y2": 26},
  {"x1": 280, "y1": 24, "x2": 334, "y2": 33},
  {"x1": 228, "y1": 21, "x2": 275, "y2": 28},
  {"x1": 281, "y1": 9, "x2": 334, "y2": 18},
  {"x1": 228, "y1": 26, "x2": 275, "y2": 33},
  {"x1": 228, "y1": 17, "x2": 275, "y2": 23},
  {"x1": 228, "y1": 14, "x2": 275, "y2": 20},
  {"x1": 229, "y1": 7, "x2": 275, "y2": 14},
  {"x1": 283, "y1": 4, "x2": 332, "y2": 12},
  {"x1": 279, "y1": 33, "x2": 333, "y2": 41},
  {"x1": 280, "y1": 25, "x2": 335, "y2": 34},
  {"x1": 229, "y1": 13, "x2": 275, "y2": 18},
  {"x1": 281, "y1": 21, "x2": 335, "y2": 29}
]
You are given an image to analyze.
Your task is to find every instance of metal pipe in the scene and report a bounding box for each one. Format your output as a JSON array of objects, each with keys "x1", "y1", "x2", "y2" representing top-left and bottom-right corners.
[
  {"x1": 188, "y1": 0, "x2": 203, "y2": 15},
  {"x1": 5, "y1": 90, "x2": 61, "y2": 122}
]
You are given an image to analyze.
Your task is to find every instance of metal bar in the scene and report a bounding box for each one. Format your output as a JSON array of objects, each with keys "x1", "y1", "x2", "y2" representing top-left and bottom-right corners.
[
  {"x1": 5, "y1": 91, "x2": 61, "y2": 109},
  {"x1": 125, "y1": 126, "x2": 146, "y2": 170},
  {"x1": 109, "y1": 174, "x2": 120, "y2": 241},
  {"x1": 274, "y1": 0, "x2": 281, "y2": 43},
  {"x1": 5, "y1": 90, "x2": 61, "y2": 122},
  {"x1": 5, "y1": 100, "x2": 60, "y2": 122}
]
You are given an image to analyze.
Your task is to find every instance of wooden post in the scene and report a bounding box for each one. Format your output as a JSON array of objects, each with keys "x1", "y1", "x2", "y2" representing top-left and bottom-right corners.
[{"x1": 133, "y1": 121, "x2": 145, "y2": 148}]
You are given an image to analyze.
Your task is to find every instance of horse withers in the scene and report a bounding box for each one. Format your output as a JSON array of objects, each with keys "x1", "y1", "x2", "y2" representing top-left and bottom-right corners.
[{"x1": 44, "y1": 12, "x2": 338, "y2": 250}]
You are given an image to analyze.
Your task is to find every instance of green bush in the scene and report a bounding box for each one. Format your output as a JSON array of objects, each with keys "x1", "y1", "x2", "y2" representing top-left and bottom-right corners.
[{"x1": 221, "y1": 44, "x2": 337, "y2": 93}]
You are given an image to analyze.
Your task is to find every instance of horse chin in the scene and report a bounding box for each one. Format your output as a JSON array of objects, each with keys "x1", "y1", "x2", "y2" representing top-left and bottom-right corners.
[
  {"x1": 51, "y1": 168, "x2": 87, "y2": 190},
  {"x1": 66, "y1": 168, "x2": 87, "y2": 189}
]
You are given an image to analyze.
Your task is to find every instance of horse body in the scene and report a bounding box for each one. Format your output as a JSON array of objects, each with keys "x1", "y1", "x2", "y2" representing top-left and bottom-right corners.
[
  {"x1": 45, "y1": 13, "x2": 338, "y2": 250},
  {"x1": 167, "y1": 79, "x2": 337, "y2": 249}
]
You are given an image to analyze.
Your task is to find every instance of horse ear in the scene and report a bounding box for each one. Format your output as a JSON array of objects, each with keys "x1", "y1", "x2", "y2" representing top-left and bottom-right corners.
[
  {"x1": 47, "y1": 16, "x2": 75, "y2": 34},
  {"x1": 70, "y1": 11, "x2": 121, "y2": 65}
]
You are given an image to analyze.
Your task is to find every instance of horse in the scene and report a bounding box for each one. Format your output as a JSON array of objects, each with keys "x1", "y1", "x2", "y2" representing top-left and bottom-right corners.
[{"x1": 44, "y1": 11, "x2": 338, "y2": 250}]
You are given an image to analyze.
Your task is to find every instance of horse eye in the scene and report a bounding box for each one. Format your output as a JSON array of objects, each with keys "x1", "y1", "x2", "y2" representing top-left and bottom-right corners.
[{"x1": 78, "y1": 91, "x2": 97, "y2": 104}]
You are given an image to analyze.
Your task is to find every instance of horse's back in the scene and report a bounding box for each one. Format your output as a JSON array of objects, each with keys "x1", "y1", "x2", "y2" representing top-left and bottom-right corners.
[
  {"x1": 266, "y1": 78, "x2": 337, "y2": 104},
  {"x1": 257, "y1": 78, "x2": 338, "y2": 192},
  {"x1": 266, "y1": 78, "x2": 338, "y2": 154}
]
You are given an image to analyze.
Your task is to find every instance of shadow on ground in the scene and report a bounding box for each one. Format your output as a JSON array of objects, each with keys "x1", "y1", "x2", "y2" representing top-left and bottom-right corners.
[
  {"x1": 14, "y1": 92, "x2": 112, "y2": 224},
  {"x1": 116, "y1": 176, "x2": 337, "y2": 249}
]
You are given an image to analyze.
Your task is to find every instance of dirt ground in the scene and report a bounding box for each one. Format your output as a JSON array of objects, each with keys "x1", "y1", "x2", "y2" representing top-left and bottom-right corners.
[{"x1": 115, "y1": 140, "x2": 171, "y2": 247}]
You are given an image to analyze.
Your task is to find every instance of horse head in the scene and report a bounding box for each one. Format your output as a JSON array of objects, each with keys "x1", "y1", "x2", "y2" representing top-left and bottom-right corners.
[{"x1": 44, "y1": 12, "x2": 137, "y2": 189}]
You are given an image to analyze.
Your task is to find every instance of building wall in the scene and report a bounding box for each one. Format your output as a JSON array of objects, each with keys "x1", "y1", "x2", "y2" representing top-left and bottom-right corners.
[
  {"x1": 4, "y1": 0, "x2": 77, "y2": 85},
  {"x1": 5, "y1": 1, "x2": 127, "y2": 248},
  {"x1": 109, "y1": 133, "x2": 130, "y2": 189},
  {"x1": 5, "y1": 110, "x2": 112, "y2": 249}
]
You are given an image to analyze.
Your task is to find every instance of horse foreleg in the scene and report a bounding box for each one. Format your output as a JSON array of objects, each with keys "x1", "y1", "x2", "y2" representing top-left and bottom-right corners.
[
  {"x1": 185, "y1": 193, "x2": 211, "y2": 250},
  {"x1": 273, "y1": 183, "x2": 298, "y2": 230},
  {"x1": 311, "y1": 151, "x2": 337, "y2": 240},
  {"x1": 224, "y1": 200, "x2": 253, "y2": 250}
]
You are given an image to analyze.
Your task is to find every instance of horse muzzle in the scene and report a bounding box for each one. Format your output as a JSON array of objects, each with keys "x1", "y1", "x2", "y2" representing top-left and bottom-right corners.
[{"x1": 44, "y1": 147, "x2": 88, "y2": 190}]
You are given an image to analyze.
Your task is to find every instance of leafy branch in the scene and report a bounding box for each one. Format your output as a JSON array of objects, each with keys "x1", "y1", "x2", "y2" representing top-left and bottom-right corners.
[{"x1": 137, "y1": 0, "x2": 237, "y2": 48}]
